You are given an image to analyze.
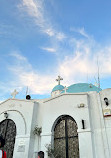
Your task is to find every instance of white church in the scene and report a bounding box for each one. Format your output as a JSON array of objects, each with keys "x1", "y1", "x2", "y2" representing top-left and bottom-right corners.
[{"x1": 0, "y1": 76, "x2": 111, "y2": 158}]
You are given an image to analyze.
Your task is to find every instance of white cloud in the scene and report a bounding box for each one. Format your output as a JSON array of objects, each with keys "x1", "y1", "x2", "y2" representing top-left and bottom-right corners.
[
  {"x1": 2, "y1": 34, "x2": 111, "y2": 97},
  {"x1": 7, "y1": 51, "x2": 56, "y2": 95},
  {"x1": 78, "y1": 28, "x2": 90, "y2": 38},
  {"x1": 18, "y1": 0, "x2": 48, "y2": 32},
  {"x1": 6, "y1": 45, "x2": 111, "y2": 96},
  {"x1": 41, "y1": 47, "x2": 56, "y2": 53},
  {"x1": 44, "y1": 28, "x2": 55, "y2": 37},
  {"x1": 56, "y1": 32, "x2": 66, "y2": 41},
  {"x1": 18, "y1": 0, "x2": 66, "y2": 41},
  {"x1": 9, "y1": 51, "x2": 27, "y2": 61},
  {"x1": 21, "y1": 0, "x2": 44, "y2": 25},
  {"x1": 44, "y1": 29, "x2": 66, "y2": 41},
  {"x1": 58, "y1": 42, "x2": 111, "y2": 85},
  {"x1": 18, "y1": 72, "x2": 55, "y2": 94},
  {"x1": 0, "y1": 23, "x2": 22, "y2": 38},
  {"x1": 70, "y1": 27, "x2": 90, "y2": 39}
]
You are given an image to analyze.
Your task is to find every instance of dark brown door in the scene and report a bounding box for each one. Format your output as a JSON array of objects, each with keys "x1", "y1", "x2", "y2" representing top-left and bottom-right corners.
[
  {"x1": 0, "y1": 119, "x2": 16, "y2": 158},
  {"x1": 54, "y1": 116, "x2": 79, "y2": 158}
]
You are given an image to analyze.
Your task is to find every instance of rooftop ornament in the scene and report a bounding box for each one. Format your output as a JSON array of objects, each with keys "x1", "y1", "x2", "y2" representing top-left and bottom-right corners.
[
  {"x1": 63, "y1": 86, "x2": 68, "y2": 93},
  {"x1": 11, "y1": 89, "x2": 19, "y2": 99},
  {"x1": 56, "y1": 75, "x2": 63, "y2": 85}
]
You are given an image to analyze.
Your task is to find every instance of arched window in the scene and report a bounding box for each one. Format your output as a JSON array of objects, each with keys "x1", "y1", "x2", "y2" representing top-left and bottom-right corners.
[
  {"x1": 54, "y1": 115, "x2": 79, "y2": 158},
  {"x1": 0, "y1": 119, "x2": 16, "y2": 158}
]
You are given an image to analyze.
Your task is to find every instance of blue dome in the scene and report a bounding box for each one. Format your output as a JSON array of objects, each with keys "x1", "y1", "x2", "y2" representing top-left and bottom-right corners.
[
  {"x1": 52, "y1": 85, "x2": 64, "y2": 92},
  {"x1": 62, "y1": 83, "x2": 102, "y2": 93}
]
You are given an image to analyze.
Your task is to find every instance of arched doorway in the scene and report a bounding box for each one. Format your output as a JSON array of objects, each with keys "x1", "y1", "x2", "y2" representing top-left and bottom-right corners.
[
  {"x1": 54, "y1": 115, "x2": 79, "y2": 158},
  {"x1": 0, "y1": 119, "x2": 16, "y2": 158}
]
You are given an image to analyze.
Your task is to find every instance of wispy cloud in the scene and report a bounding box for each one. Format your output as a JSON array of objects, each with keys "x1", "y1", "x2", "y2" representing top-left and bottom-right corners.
[
  {"x1": 58, "y1": 41, "x2": 111, "y2": 85},
  {"x1": 41, "y1": 47, "x2": 56, "y2": 53},
  {"x1": 44, "y1": 28, "x2": 55, "y2": 37},
  {"x1": 0, "y1": 23, "x2": 22, "y2": 38},
  {"x1": 21, "y1": 0, "x2": 45, "y2": 27},
  {"x1": 78, "y1": 28, "x2": 90, "y2": 38},
  {"x1": 7, "y1": 51, "x2": 56, "y2": 95},
  {"x1": 18, "y1": 0, "x2": 66, "y2": 41},
  {"x1": 1, "y1": 27, "x2": 111, "y2": 97},
  {"x1": 4, "y1": 43, "x2": 111, "y2": 96},
  {"x1": 56, "y1": 32, "x2": 66, "y2": 41},
  {"x1": 9, "y1": 51, "x2": 27, "y2": 61},
  {"x1": 70, "y1": 27, "x2": 90, "y2": 39}
]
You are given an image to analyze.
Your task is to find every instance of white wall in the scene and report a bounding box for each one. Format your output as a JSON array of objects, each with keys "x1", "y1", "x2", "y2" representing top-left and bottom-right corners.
[
  {"x1": 0, "y1": 99, "x2": 38, "y2": 158},
  {"x1": 99, "y1": 89, "x2": 111, "y2": 158},
  {"x1": 1, "y1": 89, "x2": 111, "y2": 158},
  {"x1": 87, "y1": 92, "x2": 105, "y2": 158},
  {"x1": 37, "y1": 93, "x2": 94, "y2": 158}
]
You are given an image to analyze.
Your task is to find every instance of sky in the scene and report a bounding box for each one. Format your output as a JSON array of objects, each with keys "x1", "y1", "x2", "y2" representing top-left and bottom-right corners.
[{"x1": 0, "y1": 0, "x2": 111, "y2": 100}]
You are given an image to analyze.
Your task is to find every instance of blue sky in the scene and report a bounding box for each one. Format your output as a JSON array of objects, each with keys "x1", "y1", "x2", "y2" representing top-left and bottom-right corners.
[{"x1": 0, "y1": 0, "x2": 111, "y2": 100}]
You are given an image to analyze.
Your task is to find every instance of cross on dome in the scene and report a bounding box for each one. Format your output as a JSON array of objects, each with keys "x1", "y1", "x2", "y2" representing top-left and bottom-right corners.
[
  {"x1": 56, "y1": 76, "x2": 63, "y2": 85},
  {"x1": 11, "y1": 89, "x2": 19, "y2": 99},
  {"x1": 63, "y1": 86, "x2": 68, "y2": 93}
]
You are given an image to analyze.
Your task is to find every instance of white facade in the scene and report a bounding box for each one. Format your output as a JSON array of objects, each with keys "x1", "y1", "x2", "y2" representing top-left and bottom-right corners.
[{"x1": 0, "y1": 87, "x2": 111, "y2": 158}]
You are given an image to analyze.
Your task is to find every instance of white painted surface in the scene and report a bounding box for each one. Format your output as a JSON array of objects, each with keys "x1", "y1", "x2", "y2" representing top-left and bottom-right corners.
[
  {"x1": 0, "y1": 89, "x2": 111, "y2": 157},
  {"x1": 0, "y1": 150, "x2": 2, "y2": 158}
]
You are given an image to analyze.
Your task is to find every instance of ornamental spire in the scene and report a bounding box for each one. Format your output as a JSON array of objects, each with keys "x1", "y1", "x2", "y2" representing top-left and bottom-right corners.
[{"x1": 56, "y1": 75, "x2": 63, "y2": 85}]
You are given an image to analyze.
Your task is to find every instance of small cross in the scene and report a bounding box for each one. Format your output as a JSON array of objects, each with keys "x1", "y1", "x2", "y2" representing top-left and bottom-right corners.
[
  {"x1": 11, "y1": 89, "x2": 19, "y2": 99},
  {"x1": 56, "y1": 75, "x2": 63, "y2": 85},
  {"x1": 63, "y1": 86, "x2": 68, "y2": 94}
]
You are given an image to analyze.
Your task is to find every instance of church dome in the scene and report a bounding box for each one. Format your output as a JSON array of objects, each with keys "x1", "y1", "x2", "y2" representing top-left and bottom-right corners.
[
  {"x1": 62, "y1": 83, "x2": 102, "y2": 93},
  {"x1": 52, "y1": 85, "x2": 64, "y2": 92}
]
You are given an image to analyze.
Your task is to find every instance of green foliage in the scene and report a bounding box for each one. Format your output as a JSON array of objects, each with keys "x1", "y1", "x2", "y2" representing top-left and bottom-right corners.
[
  {"x1": 33, "y1": 125, "x2": 42, "y2": 135},
  {"x1": 45, "y1": 144, "x2": 54, "y2": 156},
  {"x1": 45, "y1": 143, "x2": 62, "y2": 158}
]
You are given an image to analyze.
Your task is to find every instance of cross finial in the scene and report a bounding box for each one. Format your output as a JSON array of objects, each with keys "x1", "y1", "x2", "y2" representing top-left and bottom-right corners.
[
  {"x1": 11, "y1": 89, "x2": 19, "y2": 99},
  {"x1": 63, "y1": 86, "x2": 68, "y2": 94},
  {"x1": 56, "y1": 76, "x2": 63, "y2": 85}
]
